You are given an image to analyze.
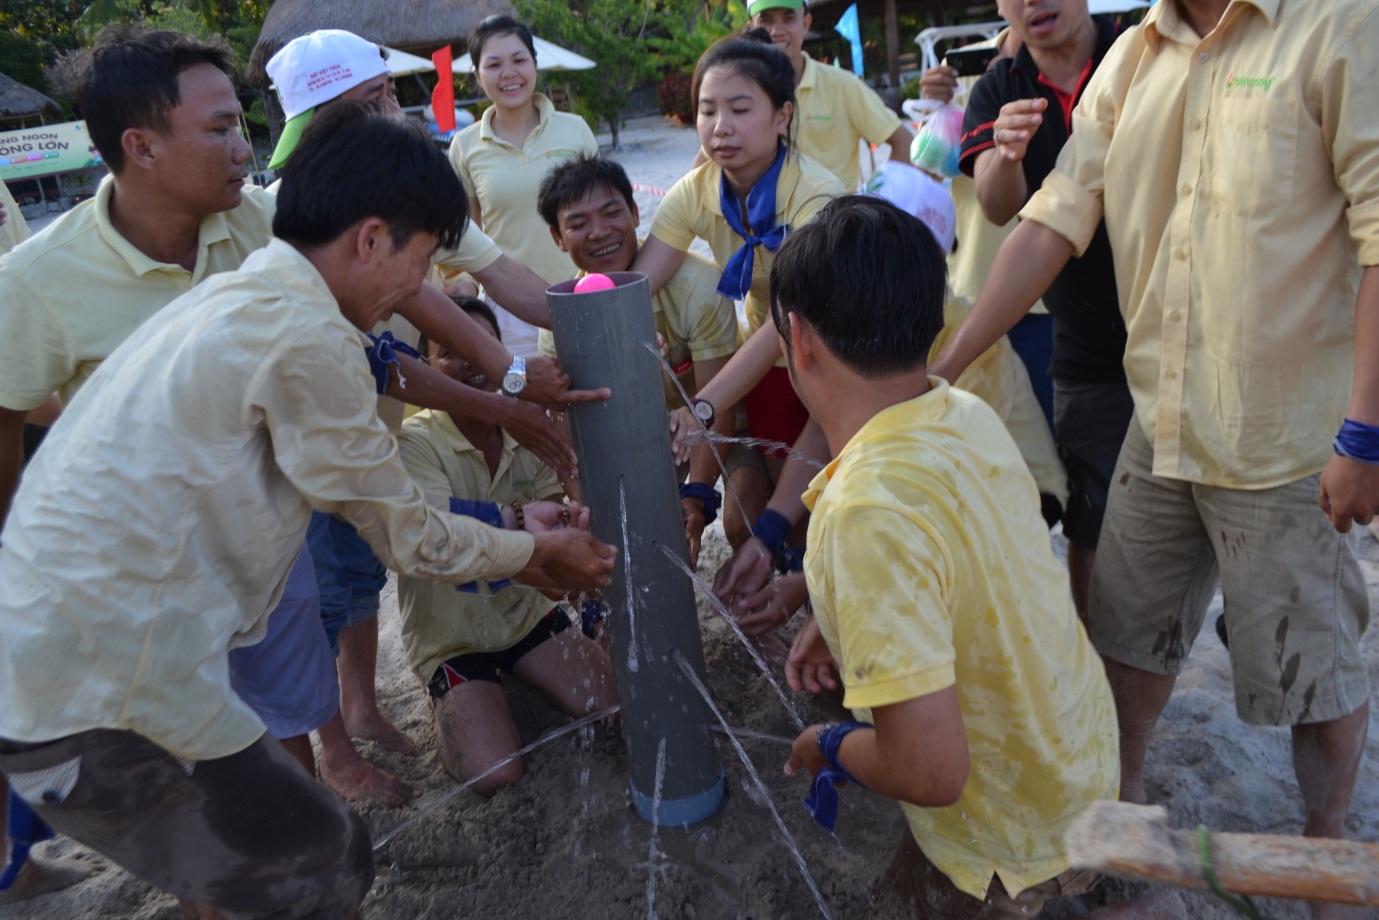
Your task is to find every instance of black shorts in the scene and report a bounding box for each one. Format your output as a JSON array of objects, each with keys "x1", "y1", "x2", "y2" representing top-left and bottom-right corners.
[
  {"x1": 1053, "y1": 378, "x2": 1134, "y2": 551},
  {"x1": 427, "y1": 608, "x2": 571, "y2": 699}
]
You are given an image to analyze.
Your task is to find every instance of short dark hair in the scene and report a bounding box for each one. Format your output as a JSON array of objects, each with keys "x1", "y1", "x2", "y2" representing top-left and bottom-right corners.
[
  {"x1": 272, "y1": 102, "x2": 469, "y2": 251},
  {"x1": 770, "y1": 195, "x2": 946, "y2": 377},
  {"x1": 79, "y1": 25, "x2": 236, "y2": 174},
  {"x1": 536, "y1": 154, "x2": 636, "y2": 232},
  {"x1": 468, "y1": 15, "x2": 537, "y2": 70},
  {"x1": 421, "y1": 296, "x2": 501, "y2": 356},
  {"x1": 692, "y1": 29, "x2": 796, "y2": 142}
]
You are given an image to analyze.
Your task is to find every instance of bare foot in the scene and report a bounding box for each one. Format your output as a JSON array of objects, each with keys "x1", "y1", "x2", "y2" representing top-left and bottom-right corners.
[
  {"x1": 320, "y1": 750, "x2": 419, "y2": 808},
  {"x1": 0, "y1": 857, "x2": 97, "y2": 904},
  {"x1": 342, "y1": 709, "x2": 418, "y2": 757}
]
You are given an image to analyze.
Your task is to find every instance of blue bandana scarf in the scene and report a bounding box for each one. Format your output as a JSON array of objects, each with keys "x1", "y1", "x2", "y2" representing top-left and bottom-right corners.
[{"x1": 715, "y1": 143, "x2": 789, "y2": 301}]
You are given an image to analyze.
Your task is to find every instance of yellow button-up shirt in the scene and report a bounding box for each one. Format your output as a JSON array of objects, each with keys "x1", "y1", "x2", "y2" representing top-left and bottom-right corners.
[
  {"x1": 449, "y1": 94, "x2": 599, "y2": 285},
  {"x1": 1021, "y1": 0, "x2": 1379, "y2": 487},
  {"x1": 802, "y1": 381, "x2": 1117, "y2": 900},
  {"x1": 397, "y1": 409, "x2": 564, "y2": 682},
  {"x1": 0, "y1": 177, "x2": 277, "y2": 411},
  {"x1": 0, "y1": 240, "x2": 535, "y2": 759},
  {"x1": 795, "y1": 54, "x2": 903, "y2": 191}
]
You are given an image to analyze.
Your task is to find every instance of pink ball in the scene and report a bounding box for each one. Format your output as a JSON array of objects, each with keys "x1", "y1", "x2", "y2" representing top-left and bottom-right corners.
[{"x1": 573, "y1": 273, "x2": 617, "y2": 294}]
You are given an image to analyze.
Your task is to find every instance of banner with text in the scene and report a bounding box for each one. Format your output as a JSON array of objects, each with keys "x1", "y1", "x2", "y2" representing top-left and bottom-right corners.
[{"x1": 0, "y1": 121, "x2": 103, "y2": 181}]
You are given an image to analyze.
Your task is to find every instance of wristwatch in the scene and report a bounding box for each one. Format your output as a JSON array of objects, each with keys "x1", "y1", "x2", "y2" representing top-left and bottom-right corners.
[
  {"x1": 690, "y1": 397, "x2": 715, "y2": 428},
  {"x1": 501, "y1": 355, "x2": 527, "y2": 396}
]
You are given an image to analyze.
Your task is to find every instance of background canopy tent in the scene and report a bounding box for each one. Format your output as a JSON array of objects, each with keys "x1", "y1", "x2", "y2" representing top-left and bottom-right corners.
[{"x1": 386, "y1": 37, "x2": 594, "y2": 75}]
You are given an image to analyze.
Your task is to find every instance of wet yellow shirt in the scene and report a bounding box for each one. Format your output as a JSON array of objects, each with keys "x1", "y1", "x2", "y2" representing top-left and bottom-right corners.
[
  {"x1": 450, "y1": 94, "x2": 598, "y2": 285},
  {"x1": 538, "y1": 245, "x2": 738, "y2": 411},
  {"x1": 802, "y1": 381, "x2": 1117, "y2": 899},
  {"x1": 397, "y1": 409, "x2": 564, "y2": 681},
  {"x1": 1021, "y1": 0, "x2": 1379, "y2": 487},
  {"x1": 796, "y1": 54, "x2": 903, "y2": 191},
  {"x1": 649, "y1": 152, "x2": 843, "y2": 335},
  {"x1": 0, "y1": 240, "x2": 535, "y2": 759}
]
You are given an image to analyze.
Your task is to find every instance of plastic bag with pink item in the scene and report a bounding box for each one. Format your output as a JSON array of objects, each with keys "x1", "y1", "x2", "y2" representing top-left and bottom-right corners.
[{"x1": 904, "y1": 96, "x2": 966, "y2": 179}]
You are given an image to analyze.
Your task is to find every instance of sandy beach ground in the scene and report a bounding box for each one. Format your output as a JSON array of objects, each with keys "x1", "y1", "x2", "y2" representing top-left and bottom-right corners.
[{"x1": 8, "y1": 116, "x2": 1379, "y2": 919}]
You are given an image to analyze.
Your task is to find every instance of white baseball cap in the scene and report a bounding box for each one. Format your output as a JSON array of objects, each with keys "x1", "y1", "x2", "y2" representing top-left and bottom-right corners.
[
  {"x1": 266, "y1": 30, "x2": 390, "y2": 169},
  {"x1": 864, "y1": 161, "x2": 957, "y2": 255}
]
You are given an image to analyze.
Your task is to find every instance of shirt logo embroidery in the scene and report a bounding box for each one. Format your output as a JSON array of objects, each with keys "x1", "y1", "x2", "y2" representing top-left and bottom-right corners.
[
  {"x1": 806, "y1": 114, "x2": 833, "y2": 123},
  {"x1": 1225, "y1": 72, "x2": 1276, "y2": 92}
]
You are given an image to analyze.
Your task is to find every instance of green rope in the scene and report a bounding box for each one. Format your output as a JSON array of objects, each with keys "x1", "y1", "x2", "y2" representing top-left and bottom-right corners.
[{"x1": 1196, "y1": 825, "x2": 1270, "y2": 920}]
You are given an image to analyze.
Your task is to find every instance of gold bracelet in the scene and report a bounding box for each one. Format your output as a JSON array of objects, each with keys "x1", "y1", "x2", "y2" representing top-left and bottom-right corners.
[{"x1": 510, "y1": 499, "x2": 525, "y2": 531}]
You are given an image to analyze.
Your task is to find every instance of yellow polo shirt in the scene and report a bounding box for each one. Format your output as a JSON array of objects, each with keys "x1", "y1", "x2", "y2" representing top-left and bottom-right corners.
[
  {"x1": 649, "y1": 152, "x2": 843, "y2": 335},
  {"x1": 396, "y1": 409, "x2": 564, "y2": 681},
  {"x1": 538, "y1": 245, "x2": 738, "y2": 411},
  {"x1": 796, "y1": 54, "x2": 904, "y2": 191},
  {"x1": 449, "y1": 94, "x2": 598, "y2": 285},
  {"x1": 1021, "y1": 0, "x2": 1379, "y2": 488},
  {"x1": 936, "y1": 291, "x2": 1067, "y2": 505},
  {"x1": 0, "y1": 180, "x2": 30, "y2": 255},
  {"x1": 0, "y1": 177, "x2": 276, "y2": 411},
  {"x1": 0, "y1": 240, "x2": 535, "y2": 759},
  {"x1": 802, "y1": 380, "x2": 1118, "y2": 900}
]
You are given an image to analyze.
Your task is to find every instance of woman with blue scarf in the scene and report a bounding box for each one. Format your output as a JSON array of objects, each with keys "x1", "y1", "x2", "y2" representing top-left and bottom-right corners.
[{"x1": 635, "y1": 30, "x2": 842, "y2": 551}]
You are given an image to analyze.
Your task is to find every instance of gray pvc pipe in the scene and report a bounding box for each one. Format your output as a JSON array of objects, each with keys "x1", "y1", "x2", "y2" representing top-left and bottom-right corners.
[{"x1": 547, "y1": 272, "x2": 724, "y2": 827}]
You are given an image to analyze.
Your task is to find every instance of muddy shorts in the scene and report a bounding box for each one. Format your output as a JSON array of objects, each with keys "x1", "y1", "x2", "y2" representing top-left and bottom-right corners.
[
  {"x1": 1052, "y1": 377, "x2": 1134, "y2": 551},
  {"x1": 1088, "y1": 419, "x2": 1370, "y2": 726},
  {"x1": 427, "y1": 608, "x2": 571, "y2": 697},
  {"x1": 873, "y1": 830, "x2": 1097, "y2": 920},
  {"x1": 0, "y1": 729, "x2": 372, "y2": 919}
]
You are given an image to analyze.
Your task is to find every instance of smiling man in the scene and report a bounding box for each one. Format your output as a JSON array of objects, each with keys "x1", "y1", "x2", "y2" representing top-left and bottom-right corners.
[{"x1": 0, "y1": 106, "x2": 616, "y2": 919}]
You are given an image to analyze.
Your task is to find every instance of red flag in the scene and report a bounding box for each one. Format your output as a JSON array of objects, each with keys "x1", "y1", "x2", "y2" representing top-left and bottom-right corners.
[{"x1": 431, "y1": 45, "x2": 456, "y2": 133}]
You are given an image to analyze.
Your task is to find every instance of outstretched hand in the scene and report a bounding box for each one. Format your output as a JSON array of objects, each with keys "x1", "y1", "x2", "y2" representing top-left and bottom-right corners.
[
  {"x1": 712, "y1": 537, "x2": 773, "y2": 609},
  {"x1": 500, "y1": 399, "x2": 578, "y2": 479},
  {"x1": 523, "y1": 499, "x2": 591, "y2": 533},
  {"x1": 785, "y1": 614, "x2": 840, "y2": 695},
  {"x1": 733, "y1": 570, "x2": 808, "y2": 638},
  {"x1": 519, "y1": 528, "x2": 616, "y2": 595},
  {"x1": 523, "y1": 355, "x2": 611, "y2": 407}
]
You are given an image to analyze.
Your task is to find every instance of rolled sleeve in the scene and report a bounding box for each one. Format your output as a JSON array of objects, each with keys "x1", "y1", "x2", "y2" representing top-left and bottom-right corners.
[
  {"x1": 255, "y1": 333, "x2": 534, "y2": 585},
  {"x1": 1322, "y1": 7, "x2": 1379, "y2": 266},
  {"x1": 435, "y1": 225, "x2": 503, "y2": 276},
  {"x1": 0, "y1": 274, "x2": 76, "y2": 411},
  {"x1": 648, "y1": 180, "x2": 699, "y2": 252}
]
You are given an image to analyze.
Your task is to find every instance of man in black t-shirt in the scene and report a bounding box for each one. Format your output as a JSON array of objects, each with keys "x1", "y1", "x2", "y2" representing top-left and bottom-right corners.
[{"x1": 958, "y1": 0, "x2": 1130, "y2": 621}]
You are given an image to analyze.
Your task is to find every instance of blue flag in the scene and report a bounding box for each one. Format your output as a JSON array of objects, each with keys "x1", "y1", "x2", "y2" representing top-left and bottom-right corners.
[{"x1": 835, "y1": 4, "x2": 865, "y2": 77}]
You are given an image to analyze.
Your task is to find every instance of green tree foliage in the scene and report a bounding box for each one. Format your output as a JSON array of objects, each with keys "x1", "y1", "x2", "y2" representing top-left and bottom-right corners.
[{"x1": 515, "y1": 0, "x2": 661, "y2": 149}]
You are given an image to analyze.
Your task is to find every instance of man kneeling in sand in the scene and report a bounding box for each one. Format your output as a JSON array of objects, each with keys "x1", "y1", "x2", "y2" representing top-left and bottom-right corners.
[
  {"x1": 0, "y1": 108, "x2": 615, "y2": 918},
  {"x1": 778, "y1": 196, "x2": 1121, "y2": 918}
]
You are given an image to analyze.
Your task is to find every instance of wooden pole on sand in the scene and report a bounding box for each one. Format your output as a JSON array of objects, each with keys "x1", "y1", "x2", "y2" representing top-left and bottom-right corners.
[{"x1": 1065, "y1": 801, "x2": 1379, "y2": 907}]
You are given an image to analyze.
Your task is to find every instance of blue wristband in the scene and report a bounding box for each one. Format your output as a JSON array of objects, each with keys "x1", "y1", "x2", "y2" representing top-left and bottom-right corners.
[
  {"x1": 802, "y1": 721, "x2": 870, "y2": 834},
  {"x1": 364, "y1": 331, "x2": 423, "y2": 395},
  {"x1": 679, "y1": 482, "x2": 722, "y2": 525},
  {"x1": 1334, "y1": 418, "x2": 1379, "y2": 466},
  {"x1": 448, "y1": 497, "x2": 503, "y2": 528},
  {"x1": 752, "y1": 510, "x2": 803, "y2": 573}
]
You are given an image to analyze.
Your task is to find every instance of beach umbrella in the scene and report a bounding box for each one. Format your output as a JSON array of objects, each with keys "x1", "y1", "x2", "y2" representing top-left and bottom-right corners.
[
  {"x1": 247, "y1": 0, "x2": 517, "y2": 83},
  {"x1": 385, "y1": 37, "x2": 595, "y2": 75}
]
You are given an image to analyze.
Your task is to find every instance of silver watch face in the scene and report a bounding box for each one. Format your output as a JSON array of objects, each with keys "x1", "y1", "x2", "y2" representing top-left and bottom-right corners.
[
  {"x1": 502, "y1": 372, "x2": 526, "y2": 394},
  {"x1": 692, "y1": 400, "x2": 714, "y2": 423}
]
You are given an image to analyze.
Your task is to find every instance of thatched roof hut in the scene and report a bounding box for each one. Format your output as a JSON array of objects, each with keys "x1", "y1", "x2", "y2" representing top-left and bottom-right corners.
[
  {"x1": 0, "y1": 71, "x2": 62, "y2": 124},
  {"x1": 247, "y1": 0, "x2": 516, "y2": 84}
]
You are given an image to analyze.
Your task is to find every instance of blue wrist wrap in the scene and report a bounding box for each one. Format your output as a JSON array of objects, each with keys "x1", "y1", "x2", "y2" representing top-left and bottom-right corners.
[
  {"x1": 752, "y1": 510, "x2": 803, "y2": 572},
  {"x1": 365, "y1": 331, "x2": 422, "y2": 395},
  {"x1": 448, "y1": 497, "x2": 503, "y2": 528},
  {"x1": 1333, "y1": 418, "x2": 1379, "y2": 466},
  {"x1": 802, "y1": 721, "x2": 869, "y2": 833},
  {"x1": 679, "y1": 482, "x2": 722, "y2": 525}
]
